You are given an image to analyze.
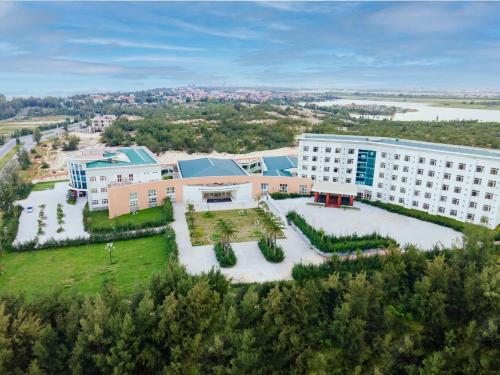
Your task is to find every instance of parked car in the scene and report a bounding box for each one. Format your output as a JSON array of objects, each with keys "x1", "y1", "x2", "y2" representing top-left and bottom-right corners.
[{"x1": 26, "y1": 206, "x2": 34, "y2": 213}]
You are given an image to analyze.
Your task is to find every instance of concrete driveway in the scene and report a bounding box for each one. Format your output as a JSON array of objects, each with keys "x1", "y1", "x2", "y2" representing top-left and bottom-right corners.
[
  {"x1": 273, "y1": 197, "x2": 463, "y2": 250},
  {"x1": 172, "y1": 203, "x2": 324, "y2": 283},
  {"x1": 15, "y1": 182, "x2": 89, "y2": 244}
]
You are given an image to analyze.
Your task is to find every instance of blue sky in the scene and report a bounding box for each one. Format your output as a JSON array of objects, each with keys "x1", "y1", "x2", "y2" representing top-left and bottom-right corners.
[{"x1": 1, "y1": 1, "x2": 500, "y2": 96}]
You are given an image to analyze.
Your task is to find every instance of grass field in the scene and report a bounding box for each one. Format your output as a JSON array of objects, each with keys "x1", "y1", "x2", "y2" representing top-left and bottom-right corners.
[
  {"x1": 0, "y1": 235, "x2": 170, "y2": 297},
  {"x1": 0, "y1": 115, "x2": 70, "y2": 135},
  {"x1": 84, "y1": 205, "x2": 167, "y2": 232},
  {"x1": 31, "y1": 179, "x2": 69, "y2": 191},
  {"x1": 0, "y1": 146, "x2": 18, "y2": 170},
  {"x1": 187, "y1": 208, "x2": 263, "y2": 245}
]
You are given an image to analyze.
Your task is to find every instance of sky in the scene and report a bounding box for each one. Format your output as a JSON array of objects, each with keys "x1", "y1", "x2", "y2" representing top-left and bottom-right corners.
[{"x1": 1, "y1": 1, "x2": 500, "y2": 97}]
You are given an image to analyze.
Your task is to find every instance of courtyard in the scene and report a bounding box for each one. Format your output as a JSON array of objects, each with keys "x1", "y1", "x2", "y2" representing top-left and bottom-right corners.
[
  {"x1": 15, "y1": 181, "x2": 89, "y2": 244},
  {"x1": 273, "y1": 197, "x2": 463, "y2": 250}
]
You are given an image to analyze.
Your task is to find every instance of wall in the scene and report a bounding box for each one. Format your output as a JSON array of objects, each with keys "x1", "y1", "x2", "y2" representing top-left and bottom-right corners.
[{"x1": 107, "y1": 175, "x2": 312, "y2": 218}]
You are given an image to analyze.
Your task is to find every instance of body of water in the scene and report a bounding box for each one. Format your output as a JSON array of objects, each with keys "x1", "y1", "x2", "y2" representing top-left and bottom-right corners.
[{"x1": 310, "y1": 99, "x2": 500, "y2": 122}]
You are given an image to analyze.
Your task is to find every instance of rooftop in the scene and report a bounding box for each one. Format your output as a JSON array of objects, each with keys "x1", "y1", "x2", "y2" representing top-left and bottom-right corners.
[
  {"x1": 178, "y1": 158, "x2": 247, "y2": 178},
  {"x1": 262, "y1": 156, "x2": 298, "y2": 177},
  {"x1": 86, "y1": 147, "x2": 159, "y2": 169},
  {"x1": 301, "y1": 134, "x2": 500, "y2": 159}
]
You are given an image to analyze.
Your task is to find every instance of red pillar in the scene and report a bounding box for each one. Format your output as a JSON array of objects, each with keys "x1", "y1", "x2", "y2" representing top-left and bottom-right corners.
[
  {"x1": 336, "y1": 194, "x2": 341, "y2": 207},
  {"x1": 314, "y1": 192, "x2": 319, "y2": 203},
  {"x1": 325, "y1": 193, "x2": 330, "y2": 207},
  {"x1": 349, "y1": 195, "x2": 354, "y2": 206}
]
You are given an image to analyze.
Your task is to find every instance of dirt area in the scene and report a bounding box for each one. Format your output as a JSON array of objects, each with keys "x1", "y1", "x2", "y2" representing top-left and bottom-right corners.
[
  {"x1": 245, "y1": 119, "x2": 278, "y2": 125},
  {"x1": 49, "y1": 131, "x2": 104, "y2": 172},
  {"x1": 0, "y1": 115, "x2": 71, "y2": 135}
]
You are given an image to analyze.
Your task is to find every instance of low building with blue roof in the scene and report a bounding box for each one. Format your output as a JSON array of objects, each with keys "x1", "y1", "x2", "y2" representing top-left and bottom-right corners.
[{"x1": 262, "y1": 156, "x2": 298, "y2": 177}]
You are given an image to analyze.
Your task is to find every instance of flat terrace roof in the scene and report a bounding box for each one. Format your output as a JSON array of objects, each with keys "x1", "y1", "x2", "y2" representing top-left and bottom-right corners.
[
  {"x1": 86, "y1": 147, "x2": 159, "y2": 169},
  {"x1": 301, "y1": 134, "x2": 500, "y2": 159},
  {"x1": 178, "y1": 158, "x2": 247, "y2": 178}
]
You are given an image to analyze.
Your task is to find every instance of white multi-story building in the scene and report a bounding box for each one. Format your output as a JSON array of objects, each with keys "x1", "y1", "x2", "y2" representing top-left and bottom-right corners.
[
  {"x1": 90, "y1": 115, "x2": 117, "y2": 133},
  {"x1": 298, "y1": 134, "x2": 500, "y2": 228},
  {"x1": 67, "y1": 146, "x2": 162, "y2": 211}
]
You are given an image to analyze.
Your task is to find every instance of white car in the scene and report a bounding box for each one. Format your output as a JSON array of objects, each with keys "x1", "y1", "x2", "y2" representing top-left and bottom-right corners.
[{"x1": 26, "y1": 206, "x2": 34, "y2": 213}]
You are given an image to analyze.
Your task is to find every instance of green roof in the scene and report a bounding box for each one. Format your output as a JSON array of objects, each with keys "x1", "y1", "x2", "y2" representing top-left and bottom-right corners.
[
  {"x1": 178, "y1": 158, "x2": 247, "y2": 178},
  {"x1": 86, "y1": 147, "x2": 159, "y2": 169}
]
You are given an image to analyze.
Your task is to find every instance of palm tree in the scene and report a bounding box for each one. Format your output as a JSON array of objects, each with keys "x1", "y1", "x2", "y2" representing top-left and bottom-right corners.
[
  {"x1": 186, "y1": 203, "x2": 195, "y2": 229},
  {"x1": 215, "y1": 219, "x2": 237, "y2": 256},
  {"x1": 267, "y1": 215, "x2": 285, "y2": 251}
]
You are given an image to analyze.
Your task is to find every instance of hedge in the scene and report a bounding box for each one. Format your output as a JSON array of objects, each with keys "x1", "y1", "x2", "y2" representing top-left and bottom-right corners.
[
  {"x1": 214, "y1": 242, "x2": 237, "y2": 267},
  {"x1": 1, "y1": 205, "x2": 22, "y2": 250},
  {"x1": 11, "y1": 227, "x2": 164, "y2": 252},
  {"x1": 270, "y1": 192, "x2": 312, "y2": 200},
  {"x1": 287, "y1": 211, "x2": 398, "y2": 253},
  {"x1": 258, "y1": 238, "x2": 285, "y2": 263}
]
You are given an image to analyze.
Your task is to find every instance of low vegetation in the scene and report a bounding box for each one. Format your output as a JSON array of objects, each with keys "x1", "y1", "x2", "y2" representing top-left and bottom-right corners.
[
  {"x1": 287, "y1": 211, "x2": 398, "y2": 253},
  {"x1": 84, "y1": 198, "x2": 173, "y2": 233},
  {"x1": 256, "y1": 207, "x2": 285, "y2": 262},
  {"x1": 269, "y1": 192, "x2": 311, "y2": 200}
]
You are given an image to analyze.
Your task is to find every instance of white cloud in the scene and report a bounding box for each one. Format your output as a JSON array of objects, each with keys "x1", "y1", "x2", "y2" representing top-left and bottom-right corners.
[
  {"x1": 0, "y1": 42, "x2": 26, "y2": 56},
  {"x1": 162, "y1": 17, "x2": 261, "y2": 40},
  {"x1": 67, "y1": 38, "x2": 204, "y2": 52}
]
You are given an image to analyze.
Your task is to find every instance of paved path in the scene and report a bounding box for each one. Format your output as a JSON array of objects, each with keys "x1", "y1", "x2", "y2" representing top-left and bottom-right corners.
[{"x1": 172, "y1": 203, "x2": 324, "y2": 283}]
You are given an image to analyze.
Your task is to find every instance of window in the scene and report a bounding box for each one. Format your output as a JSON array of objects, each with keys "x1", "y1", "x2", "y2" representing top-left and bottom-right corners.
[
  {"x1": 476, "y1": 166, "x2": 484, "y2": 173},
  {"x1": 379, "y1": 172, "x2": 384, "y2": 178},
  {"x1": 91, "y1": 188, "x2": 97, "y2": 193},
  {"x1": 325, "y1": 157, "x2": 330, "y2": 163},
  {"x1": 101, "y1": 187, "x2": 107, "y2": 193},
  {"x1": 430, "y1": 159, "x2": 437, "y2": 166},
  {"x1": 487, "y1": 180, "x2": 496, "y2": 188},
  {"x1": 102, "y1": 199, "x2": 108, "y2": 205},
  {"x1": 261, "y1": 183, "x2": 269, "y2": 192},
  {"x1": 334, "y1": 158, "x2": 340, "y2": 163},
  {"x1": 393, "y1": 165, "x2": 399, "y2": 171},
  {"x1": 399, "y1": 198, "x2": 405, "y2": 204},
  {"x1": 346, "y1": 178, "x2": 352, "y2": 183},
  {"x1": 416, "y1": 179, "x2": 422, "y2": 186},
  {"x1": 92, "y1": 200, "x2": 99, "y2": 205},
  {"x1": 481, "y1": 217, "x2": 489, "y2": 224},
  {"x1": 302, "y1": 165, "x2": 308, "y2": 171},
  {"x1": 312, "y1": 156, "x2": 317, "y2": 162},
  {"x1": 452, "y1": 198, "x2": 459, "y2": 205},
  {"x1": 313, "y1": 147, "x2": 318, "y2": 152},
  {"x1": 377, "y1": 183, "x2": 383, "y2": 188},
  {"x1": 311, "y1": 166, "x2": 317, "y2": 171},
  {"x1": 491, "y1": 167, "x2": 498, "y2": 175},
  {"x1": 467, "y1": 214, "x2": 475, "y2": 221},
  {"x1": 402, "y1": 177, "x2": 407, "y2": 183},
  {"x1": 417, "y1": 169, "x2": 423, "y2": 175},
  {"x1": 167, "y1": 186, "x2": 175, "y2": 194},
  {"x1": 483, "y1": 205, "x2": 491, "y2": 212},
  {"x1": 148, "y1": 189, "x2": 157, "y2": 207},
  {"x1": 412, "y1": 201, "x2": 418, "y2": 207},
  {"x1": 444, "y1": 173, "x2": 451, "y2": 180},
  {"x1": 440, "y1": 196, "x2": 447, "y2": 202},
  {"x1": 332, "y1": 177, "x2": 338, "y2": 182},
  {"x1": 426, "y1": 181, "x2": 433, "y2": 188},
  {"x1": 323, "y1": 176, "x2": 329, "y2": 182},
  {"x1": 456, "y1": 175, "x2": 464, "y2": 182},
  {"x1": 89, "y1": 176, "x2": 96, "y2": 182},
  {"x1": 335, "y1": 148, "x2": 341, "y2": 153},
  {"x1": 303, "y1": 146, "x2": 309, "y2": 152},
  {"x1": 425, "y1": 192, "x2": 431, "y2": 199},
  {"x1": 302, "y1": 156, "x2": 308, "y2": 161},
  {"x1": 400, "y1": 187, "x2": 406, "y2": 193},
  {"x1": 392, "y1": 175, "x2": 397, "y2": 181},
  {"x1": 450, "y1": 210, "x2": 457, "y2": 217},
  {"x1": 423, "y1": 203, "x2": 429, "y2": 210},
  {"x1": 446, "y1": 161, "x2": 453, "y2": 168},
  {"x1": 389, "y1": 195, "x2": 395, "y2": 202},
  {"x1": 403, "y1": 166, "x2": 409, "y2": 172},
  {"x1": 347, "y1": 159, "x2": 354, "y2": 164},
  {"x1": 377, "y1": 192, "x2": 382, "y2": 198},
  {"x1": 394, "y1": 154, "x2": 400, "y2": 160},
  {"x1": 414, "y1": 190, "x2": 420, "y2": 196},
  {"x1": 128, "y1": 173, "x2": 134, "y2": 181},
  {"x1": 438, "y1": 207, "x2": 445, "y2": 213},
  {"x1": 348, "y1": 149, "x2": 355, "y2": 154},
  {"x1": 454, "y1": 187, "x2": 461, "y2": 194},
  {"x1": 100, "y1": 176, "x2": 106, "y2": 181},
  {"x1": 428, "y1": 171, "x2": 435, "y2": 177},
  {"x1": 333, "y1": 167, "x2": 339, "y2": 173},
  {"x1": 458, "y1": 163, "x2": 466, "y2": 170},
  {"x1": 404, "y1": 155, "x2": 410, "y2": 162},
  {"x1": 442, "y1": 184, "x2": 449, "y2": 191},
  {"x1": 311, "y1": 175, "x2": 316, "y2": 180},
  {"x1": 324, "y1": 167, "x2": 330, "y2": 172},
  {"x1": 485, "y1": 192, "x2": 493, "y2": 200},
  {"x1": 419, "y1": 157, "x2": 425, "y2": 163},
  {"x1": 325, "y1": 147, "x2": 331, "y2": 153},
  {"x1": 346, "y1": 168, "x2": 353, "y2": 174},
  {"x1": 279, "y1": 184, "x2": 288, "y2": 193},
  {"x1": 469, "y1": 201, "x2": 477, "y2": 209},
  {"x1": 471, "y1": 190, "x2": 479, "y2": 197},
  {"x1": 117, "y1": 174, "x2": 122, "y2": 183},
  {"x1": 380, "y1": 163, "x2": 386, "y2": 168},
  {"x1": 129, "y1": 192, "x2": 138, "y2": 212},
  {"x1": 390, "y1": 185, "x2": 396, "y2": 191},
  {"x1": 381, "y1": 152, "x2": 387, "y2": 158},
  {"x1": 299, "y1": 185, "x2": 308, "y2": 194},
  {"x1": 474, "y1": 178, "x2": 481, "y2": 185}
]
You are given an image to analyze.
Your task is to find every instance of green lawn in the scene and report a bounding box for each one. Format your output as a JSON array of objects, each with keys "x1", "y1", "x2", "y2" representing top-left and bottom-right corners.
[
  {"x1": 84, "y1": 205, "x2": 167, "y2": 232},
  {"x1": 32, "y1": 179, "x2": 68, "y2": 191},
  {"x1": 187, "y1": 208, "x2": 264, "y2": 245},
  {"x1": 0, "y1": 235, "x2": 170, "y2": 297},
  {"x1": 0, "y1": 146, "x2": 18, "y2": 170}
]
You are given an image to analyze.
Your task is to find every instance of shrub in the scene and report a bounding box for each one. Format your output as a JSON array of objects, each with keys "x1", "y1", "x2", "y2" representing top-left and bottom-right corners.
[
  {"x1": 287, "y1": 211, "x2": 398, "y2": 254},
  {"x1": 258, "y1": 238, "x2": 284, "y2": 263},
  {"x1": 270, "y1": 192, "x2": 312, "y2": 200},
  {"x1": 162, "y1": 197, "x2": 174, "y2": 222},
  {"x1": 214, "y1": 242, "x2": 236, "y2": 267}
]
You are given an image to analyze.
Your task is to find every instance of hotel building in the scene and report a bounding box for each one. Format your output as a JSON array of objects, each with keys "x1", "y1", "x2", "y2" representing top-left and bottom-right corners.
[{"x1": 297, "y1": 134, "x2": 500, "y2": 228}]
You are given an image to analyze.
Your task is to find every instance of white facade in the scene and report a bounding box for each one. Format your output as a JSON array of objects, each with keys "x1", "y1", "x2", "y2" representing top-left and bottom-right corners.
[
  {"x1": 298, "y1": 134, "x2": 500, "y2": 228},
  {"x1": 183, "y1": 183, "x2": 253, "y2": 204}
]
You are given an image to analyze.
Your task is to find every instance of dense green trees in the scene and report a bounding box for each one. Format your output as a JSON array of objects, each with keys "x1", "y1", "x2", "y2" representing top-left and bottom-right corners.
[{"x1": 0, "y1": 228, "x2": 497, "y2": 373}]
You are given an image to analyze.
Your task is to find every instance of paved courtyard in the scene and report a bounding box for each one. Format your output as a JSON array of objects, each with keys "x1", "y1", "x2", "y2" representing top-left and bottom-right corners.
[
  {"x1": 273, "y1": 197, "x2": 463, "y2": 250},
  {"x1": 15, "y1": 182, "x2": 89, "y2": 244},
  {"x1": 172, "y1": 202, "x2": 324, "y2": 283}
]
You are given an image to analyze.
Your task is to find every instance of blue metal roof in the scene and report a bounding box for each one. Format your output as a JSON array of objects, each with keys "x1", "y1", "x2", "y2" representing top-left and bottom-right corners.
[
  {"x1": 262, "y1": 156, "x2": 297, "y2": 177},
  {"x1": 301, "y1": 134, "x2": 500, "y2": 159},
  {"x1": 178, "y1": 158, "x2": 247, "y2": 178},
  {"x1": 86, "y1": 147, "x2": 159, "y2": 169}
]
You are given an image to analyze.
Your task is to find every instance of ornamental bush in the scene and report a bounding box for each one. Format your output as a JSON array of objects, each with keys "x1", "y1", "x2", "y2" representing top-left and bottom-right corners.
[
  {"x1": 214, "y1": 242, "x2": 236, "y2": 267},
  {"x1": 270, "y1": 192, "x2": 311, "y2": 200},
  {"x1": 287, "y1": 211, "x2": 397, "y2": 253},
  {"x1": 258, "y1": 238, "x2": 284, "y2": 263}
]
